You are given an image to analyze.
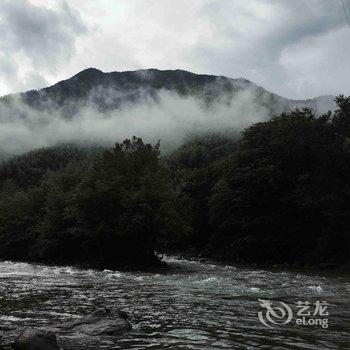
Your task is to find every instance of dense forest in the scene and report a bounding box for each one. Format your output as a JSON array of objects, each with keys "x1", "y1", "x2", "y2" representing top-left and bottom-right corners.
[{"x1": 0, "y1": 96, "x2": 349, "y2": 270}]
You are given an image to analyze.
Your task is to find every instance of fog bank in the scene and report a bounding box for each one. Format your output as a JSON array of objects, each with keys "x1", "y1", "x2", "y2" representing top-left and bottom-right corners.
[{"x1": 0, "y1": 88, "x2": 277, "y2": 157}]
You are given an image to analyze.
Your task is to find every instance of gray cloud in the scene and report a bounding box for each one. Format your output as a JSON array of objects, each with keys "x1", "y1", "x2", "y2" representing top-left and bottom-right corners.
[
  {"x1": 0, "y1": 0, "x2": 87, "y2": 94},
  {"x1": 0, "y1": 0, "x2": 349, "y2": 99},
  {"x1": 190, "y1": 0, "x2": 348, "y2": 98}
]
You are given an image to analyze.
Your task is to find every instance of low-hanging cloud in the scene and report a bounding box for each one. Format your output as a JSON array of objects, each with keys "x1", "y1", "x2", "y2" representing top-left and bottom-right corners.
[{"x1": 0, "y1": 87, "x2": 274, "y2": 156}]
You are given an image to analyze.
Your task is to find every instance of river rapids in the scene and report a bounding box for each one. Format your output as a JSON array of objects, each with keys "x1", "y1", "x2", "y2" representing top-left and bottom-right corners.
[{"x1": 0, "y1": 257, "x2": 349, "y2": 349}]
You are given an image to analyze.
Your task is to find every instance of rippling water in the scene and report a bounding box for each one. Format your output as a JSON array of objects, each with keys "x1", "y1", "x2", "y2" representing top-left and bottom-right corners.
[{"x1": 0, "y1": 257, "x2": 349, "y2": 349}]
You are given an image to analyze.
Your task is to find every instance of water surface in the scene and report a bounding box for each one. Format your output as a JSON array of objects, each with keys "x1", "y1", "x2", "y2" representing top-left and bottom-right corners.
[{"x1": 0, "y1": 257, "x2": 349, "y2": 349}]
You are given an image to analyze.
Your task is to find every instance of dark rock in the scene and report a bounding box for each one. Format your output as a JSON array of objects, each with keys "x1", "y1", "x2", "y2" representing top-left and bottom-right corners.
[
  {"x1": 52, "y1": 307, "x2": 131, "y2": 336},
  {"x1": 14, "y1": 307, "x2": 131, "y2": 349},
  {"x1": 14, "y1": 328, "x2": 59, "y2": 350}
]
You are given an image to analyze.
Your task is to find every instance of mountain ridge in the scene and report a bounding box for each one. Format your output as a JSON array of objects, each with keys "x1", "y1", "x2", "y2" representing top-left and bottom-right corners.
[{"x1": 0, "y1": 68, "x2": 337, "y2": 115}]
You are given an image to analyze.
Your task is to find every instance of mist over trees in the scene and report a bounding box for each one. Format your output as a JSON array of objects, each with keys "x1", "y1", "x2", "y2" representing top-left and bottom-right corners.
[
  {"x1": 0, "y1": 96, "x2": 349, "y2": 270},
  {"x1": 0, "y1": 69, "x2": 336, "y2": 157},
  {"x1": 167, "y1": 96, "x2": 350, "y2": 268}
]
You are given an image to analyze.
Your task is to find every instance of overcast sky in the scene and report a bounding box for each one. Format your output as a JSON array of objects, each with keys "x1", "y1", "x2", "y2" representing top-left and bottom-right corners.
[{"x1": 0, "y1": 0, "x2": 349, "y2": 99}]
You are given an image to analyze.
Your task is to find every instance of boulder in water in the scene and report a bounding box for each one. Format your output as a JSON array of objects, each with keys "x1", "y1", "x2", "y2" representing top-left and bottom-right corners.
[
  {"x1": 14, "y1": 328, "x2": 59, "y2": 350},
  {"x1": 52, "y1": 307, "x2": 132, "y2": 336},
  {"x1": 14, "y1": 307, "x2": 131, "y2": 349}
]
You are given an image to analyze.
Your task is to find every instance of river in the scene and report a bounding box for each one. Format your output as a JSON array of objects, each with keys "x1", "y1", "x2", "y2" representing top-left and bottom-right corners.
[{"x1": 0, "y1": 257, "x2": 349, "y2": 349}]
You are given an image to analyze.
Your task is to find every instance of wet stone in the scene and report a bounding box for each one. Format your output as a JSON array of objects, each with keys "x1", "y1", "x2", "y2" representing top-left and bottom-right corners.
[
  {"x1": 14, "y1": 328, "x2": 59, "y2": 350},
  {"x1": 13, "y1": 307, "x2": 131, "y2": 349}
]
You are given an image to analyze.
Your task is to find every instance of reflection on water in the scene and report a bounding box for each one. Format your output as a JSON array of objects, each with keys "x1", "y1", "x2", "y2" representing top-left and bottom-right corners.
[{"x1": 0, "y1": 257, "x2": 349, "y2": 349}]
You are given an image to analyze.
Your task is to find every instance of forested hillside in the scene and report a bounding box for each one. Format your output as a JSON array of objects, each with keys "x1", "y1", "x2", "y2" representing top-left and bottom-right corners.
[
  {"x1": 1, "y1": 68, "x2": 336, "y2": 115},
  {"x1": 166, "y1": 96, "x2": 350, "y2": 270},
  {"x1": 0, "y1": 144, "x2": 102, "y2": 190},
  {"x1": 0, "y1": 96, "x2": 349, "y2": 270}
]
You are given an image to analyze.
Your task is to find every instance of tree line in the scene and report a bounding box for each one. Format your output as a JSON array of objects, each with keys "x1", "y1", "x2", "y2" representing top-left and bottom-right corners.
[{"x1": 0, "y1": 96, "x2": 349, "y2": 270}]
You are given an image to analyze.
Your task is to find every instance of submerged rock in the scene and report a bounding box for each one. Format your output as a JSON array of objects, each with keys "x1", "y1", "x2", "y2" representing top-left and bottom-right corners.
[
  {"x1": 14, "y1": 307, "x2": 131, "y2": 349},
  {"x1": 14, "y1": 328, "x2": 59, "y2": 350}
]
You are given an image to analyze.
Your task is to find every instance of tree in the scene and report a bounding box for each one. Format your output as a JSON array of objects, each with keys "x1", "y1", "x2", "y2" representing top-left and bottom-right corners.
[
  {"x1": 209, "y1": 103, "x2": 350, "y2": 266},
  {"x1": 64, "y1": 137, "x2": 176, "y2": 267}
]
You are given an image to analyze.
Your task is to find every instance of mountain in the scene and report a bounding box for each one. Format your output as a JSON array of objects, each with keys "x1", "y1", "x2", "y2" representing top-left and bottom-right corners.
[
  {"x1": 0, "y1": 68, "x2": 338, "y2": 159},
  {"x1": 0, "y1": 68, "x2": 336, "y2": 116}
]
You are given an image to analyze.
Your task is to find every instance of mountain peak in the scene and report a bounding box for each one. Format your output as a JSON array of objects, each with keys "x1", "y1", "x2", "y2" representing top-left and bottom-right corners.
[
  {"x1": 0, "y1": 68, "x2": 336, "y2": 116},
  {"x1": 73, "y1": 67, "x2": 104, "y2": 79}
]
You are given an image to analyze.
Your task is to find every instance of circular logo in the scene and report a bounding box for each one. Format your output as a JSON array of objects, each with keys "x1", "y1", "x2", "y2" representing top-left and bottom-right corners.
[{"x1": 258, "y1": 299, "x2": 293, "y2": 328}]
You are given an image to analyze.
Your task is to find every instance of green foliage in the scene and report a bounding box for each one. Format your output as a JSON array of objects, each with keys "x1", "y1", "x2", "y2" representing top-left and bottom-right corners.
[
  {"x1": 163, "y1": 96, "x2": 350, "y2": 268},
  {"x1": 1, "y1": 96, "x2": 350, "y2": 270},
  {"x1": 164, "y1": 134, "x2": 237, "y2": 249},
  {"x1": 0, "y1": 138, "x2": 177, "y2": 268},
  {"x1": 0, "y1": 144, "x2": 101, "y2": 190},
  {"x1": 208, "y1": 100, "x2": 350, "y2": 266}
]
